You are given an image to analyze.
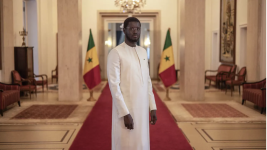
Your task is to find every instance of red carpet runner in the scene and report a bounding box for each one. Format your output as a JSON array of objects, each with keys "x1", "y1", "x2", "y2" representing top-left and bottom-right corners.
[{"x1": 70, "y1": 84, "x2": 192, "y2": 150}]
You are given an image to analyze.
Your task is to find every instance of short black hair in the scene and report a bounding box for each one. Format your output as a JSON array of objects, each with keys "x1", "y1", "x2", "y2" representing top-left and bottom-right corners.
[{"x1": 123, "y1": 17, "x2": 141, "y2": 29}]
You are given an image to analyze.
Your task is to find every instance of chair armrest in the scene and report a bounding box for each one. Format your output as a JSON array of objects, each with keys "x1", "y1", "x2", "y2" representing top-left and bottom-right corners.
[
  {"x1": 34, "y1": 74, "x2": 47, "y2": 81},
  {"x1": 52, "y1": 70, "x2": 56, "y2": 74},
  {"x1": 205, "y1": 70, "x2": 218, "y2": 73},
  {"x1": 39, "y1": 74, "x2": 48, "y2": 80},
  {"x1": 205, "y1": 70, "x2": 218, "y2": 76},
  {"x1": 242, "y1": 79, "x2": 266, "y2": 89},
  {"x1": 0, "y1": 82, "x2": 20, "y2": 90},
  {"x1": 34, "y1": 75, "x2": 44, "y2": 80},
  {"x1": 261, "y1": 87, "x2": 266, "y2": 90},
  {"x1": 21, "y1": 79, "x2": 32, "y2": 84}
]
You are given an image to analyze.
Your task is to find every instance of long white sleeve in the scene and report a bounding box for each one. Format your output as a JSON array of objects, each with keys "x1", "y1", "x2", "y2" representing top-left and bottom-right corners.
[
  {"x1": 107, "y1": 49, "x2": 129, "y2": 118},
  {"x1": 148, "y1": 70, "x2": 157, "y2": 111}
]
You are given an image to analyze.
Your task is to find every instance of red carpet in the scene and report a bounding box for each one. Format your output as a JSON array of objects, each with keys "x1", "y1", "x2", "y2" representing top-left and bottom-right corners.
[{"x1": 70, "y1": 84, "x2": 192, "y2": 150}]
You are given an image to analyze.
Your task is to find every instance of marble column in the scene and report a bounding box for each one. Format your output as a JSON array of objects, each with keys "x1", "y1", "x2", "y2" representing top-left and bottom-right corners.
[
  {"x1": 57, "y1": 0, "x2": 82, "y2": 101},
  {"x1": 179, "y1": 0, "x2": 205, "y2": 101},
  {"x1": 0, "y1": 0, "x2": 14, "y2": 83},
  {"x1": 247, "y1": 0, "x2": 265, "y2": 81}
]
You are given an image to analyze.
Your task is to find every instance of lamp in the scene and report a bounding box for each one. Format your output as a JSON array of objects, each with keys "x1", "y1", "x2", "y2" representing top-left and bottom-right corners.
[
  {"x1": 144, "y1": 38, "x2": 150, "y2": 47},
  {"x1": 105, "y1": 40, "x2": 112, "y2": 46},
  {"x1": 19, "y1": 28, "x2": 28, "y2": 46},
  {"x1": 115, "y1": 0, "x2": 146, "y2": 14}
]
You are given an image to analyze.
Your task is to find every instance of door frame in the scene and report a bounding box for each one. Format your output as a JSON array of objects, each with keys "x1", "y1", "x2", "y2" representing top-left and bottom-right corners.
[{"x1": 97, "y1": 11, "x2": 161, "y2": 80}]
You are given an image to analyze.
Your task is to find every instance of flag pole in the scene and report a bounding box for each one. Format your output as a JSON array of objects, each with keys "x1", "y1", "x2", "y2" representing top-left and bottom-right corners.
[
  {"x1": 164, "y1": 88, "x2": 171, "y2": 101},
  {"x1": 164, "y1": 28, "x2": 171, "y2": 101},
  {"x1": 87, "y1": 90, "x2": 96, "y2": 101}
]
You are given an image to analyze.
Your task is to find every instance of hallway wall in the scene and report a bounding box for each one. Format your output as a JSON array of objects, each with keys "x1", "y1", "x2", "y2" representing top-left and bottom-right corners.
[
  {"x1": 13, "y1": 0, "x2": 23, "y2": 47},
  {"x1": 36, "y1": 0, "x2": 58, "y2": 79},
  {"x1": 205, "y1": 0, "x2": 248, "y2": 72},
  {"x1": 82, "y1": 0, "x2": 179, "y2": 72},
  {"x1": 205, "y1": 0, "x2": 265, "y2": 80},
  {"x1": 5, "y1": 0, "x2": 265, "y2": 82}
]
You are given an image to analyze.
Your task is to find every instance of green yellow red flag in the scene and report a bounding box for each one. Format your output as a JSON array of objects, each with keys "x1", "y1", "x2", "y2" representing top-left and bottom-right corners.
[
  {"x1": 83, "y1": 29, "x2": 101, "y2": 90},
  {"x1": 158, "y1": 29, "x2": 177, "y2": 88}
]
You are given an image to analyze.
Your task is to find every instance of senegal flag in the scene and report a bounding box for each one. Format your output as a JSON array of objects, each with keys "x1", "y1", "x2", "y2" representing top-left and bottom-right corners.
[
  {"x1": 83, "y1": 29, "x2": 101, "y2": 90},
  {"x1": 158, "y1": 29, "x2": 177, "y2": 88}
]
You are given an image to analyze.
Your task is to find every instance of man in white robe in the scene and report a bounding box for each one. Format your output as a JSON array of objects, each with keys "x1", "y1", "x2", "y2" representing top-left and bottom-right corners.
[{"x1": 107, "y1": 17, "x2": 157, "y2": 150}]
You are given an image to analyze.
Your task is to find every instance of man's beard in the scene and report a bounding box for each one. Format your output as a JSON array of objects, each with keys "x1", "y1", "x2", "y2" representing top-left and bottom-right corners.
[{"x1": 125, "y1": 33, "x2": 139, "y2": 43}]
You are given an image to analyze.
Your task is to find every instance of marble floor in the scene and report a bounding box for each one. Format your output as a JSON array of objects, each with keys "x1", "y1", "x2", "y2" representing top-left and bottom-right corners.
[{"x1": 0, "y1": 81, "x2": 265, "y2": 150}]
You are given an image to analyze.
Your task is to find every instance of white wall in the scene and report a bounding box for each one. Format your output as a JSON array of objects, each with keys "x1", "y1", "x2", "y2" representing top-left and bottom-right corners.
[
  {"x1": 259, "y1": 0, "x2": 266, "y2": 79},
  {"x1": 206, "y1": 0, "x2": 249, "y2": 73},
  {"x1": 13, "y1": 0, "x2": 23, "y2": 46},
  {"x1": 13, "y1": 0, "x2": 57, "y2": 80},
  {"x1": 235, "y1": 0, "x2": 248, "y2": 72},
  {"x1": 82, "y1": 0, "x2": 179, "y2": 69},
  {"x1": 25, "y1": 0, "x2": 39, "y2": 75},
  {"x1": 36, "y1": 0, "x2": 57, "y2": 80}
]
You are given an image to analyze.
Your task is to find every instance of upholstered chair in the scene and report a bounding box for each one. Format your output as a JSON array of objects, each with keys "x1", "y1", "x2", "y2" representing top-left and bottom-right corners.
[
  {"x1": 205, "y1": 64, "x2": 233, "y2": 88},
  {"x1": 11, "y1": 70, "x2": 37, "y2": 99},
  {"x1": 0, "y1": 82, "x2": 20, "y2": 116},
  {"x1": 34, "y1": 74, "x2": 48, "y2": 92},
  {"x1": 242, "y1": 78, "x2": 266, "y2": 114},
  {"x1": 51, "y1": 65, "x2": 58, "y2": 83},
  {"x1": 219, "y1": 65, "x2": 237, "y2": 89},
  {"x1": 225, "y1": 67, "x2": 246, "y2": 96}
]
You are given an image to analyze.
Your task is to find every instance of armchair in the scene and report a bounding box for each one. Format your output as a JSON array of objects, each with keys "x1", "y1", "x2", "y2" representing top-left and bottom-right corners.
[
  {"x1": 219, "y1": 65, "x2": 237, "y2": 89},
  {"x1": 34, "y1": 74, "x2": 48, "y2": 92},
  {"x1": 51, "y1": 65, "x2": 58, "y2": 83},
  {"x1": 205, "y1": 64, "x2": 233, "y2": 88},
  {"x1": 225, "y1": 67, "x2": 246, "y2": 96},
  {"x1": 11, "y1": 70, "x2": 37, "y2": 99},
  {"x1": 242, "y1": 78, "x2": 266, "y2": 114},
  {"x1": 0, "y1": 82, "x2": 20, "y2": 116}
]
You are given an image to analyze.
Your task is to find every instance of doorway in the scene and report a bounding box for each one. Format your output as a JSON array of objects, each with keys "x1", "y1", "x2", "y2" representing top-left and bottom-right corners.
[
  {"x1": 98, "y1": 11, "x2": 161, "y2": 80},
  {"x1": 24, "y1": 0, "x2": 39, "y2": 75},
  {"x1": 240, "y1": 26, "x2": 247, "y2": 69},
  {"x1": 211, "y1": 31, "x2": 220, "y2": 72},
  {"x1": 103, "y1": 17, "x2": 156, "y2": 79}
]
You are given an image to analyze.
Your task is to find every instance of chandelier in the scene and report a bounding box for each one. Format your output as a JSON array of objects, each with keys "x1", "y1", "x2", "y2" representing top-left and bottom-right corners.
[{"x1": 115, "y1": 0, "x2": 146, "y2": 14}]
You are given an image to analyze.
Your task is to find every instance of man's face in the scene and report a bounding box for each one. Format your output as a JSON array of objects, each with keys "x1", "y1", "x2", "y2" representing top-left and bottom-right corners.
[{"x1": 124, "y1": 22, "x2": 141, "y2": 43}]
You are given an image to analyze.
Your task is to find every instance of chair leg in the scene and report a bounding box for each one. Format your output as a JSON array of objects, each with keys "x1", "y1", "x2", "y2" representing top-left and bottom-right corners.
[
  {"x1": 225, "y1": 85, "x2": 227, "y2": 94},
  {"x1": 242, "y1": 99, "x2": 245, "y2": 105},
  {"x1": 231, "y1": 85, "x2": 233, "y2": 96},
  {"x1": 18, "y1": 101, "x2": 21, "y2": 107},
  {"x1": 261, "y1": 108, "x2": 264, "y2": 114},
  {"x1": 35, "y1": 88, "x2": 37, "y2": 97},
  {"x1": 0, "y1": 109, "x2": 3, "y2": 116},
  {"x1": 42, "y1": 84, "x2": 44, "y2": 92}
]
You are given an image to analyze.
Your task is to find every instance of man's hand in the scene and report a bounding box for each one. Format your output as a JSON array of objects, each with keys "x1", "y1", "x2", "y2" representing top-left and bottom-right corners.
[
  {"x1": 150, "y1": 110, "x2": 157, "y2": 125},
  {"x1": 124, "y1": 114, "x2": 134, "y2": 130}
]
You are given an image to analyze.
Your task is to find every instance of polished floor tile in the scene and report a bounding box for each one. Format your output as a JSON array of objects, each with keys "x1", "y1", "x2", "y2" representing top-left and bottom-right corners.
[{"x1": 0, "y1": 81, "x2": 265, "y2": 150}]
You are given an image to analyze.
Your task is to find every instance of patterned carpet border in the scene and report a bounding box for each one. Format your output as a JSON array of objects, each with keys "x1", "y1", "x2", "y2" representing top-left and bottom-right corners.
[
  {"x1": 182, "y1": 104, "x2": 248, "y2": 118},
  {"x1": 12, "y1": 105, "x2": 78, "y2": 119}
]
